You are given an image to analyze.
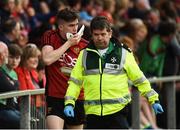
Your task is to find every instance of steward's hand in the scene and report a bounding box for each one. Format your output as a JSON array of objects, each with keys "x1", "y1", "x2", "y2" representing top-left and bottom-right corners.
[
  {"x1": 152, "y1": 103, "x2": 164, "y2": 114},
  {"x1": 64, "y1": 105, "x2": 74, "y2": 117}
]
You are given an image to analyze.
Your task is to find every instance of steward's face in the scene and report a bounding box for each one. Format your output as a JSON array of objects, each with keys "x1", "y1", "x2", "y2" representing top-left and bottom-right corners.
[{"x1": 92, "y1": 28, "x2": 112, "y2": 49}]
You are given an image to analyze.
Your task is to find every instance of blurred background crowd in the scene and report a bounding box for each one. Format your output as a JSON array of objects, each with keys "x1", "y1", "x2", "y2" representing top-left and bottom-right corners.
[{"x1": 0, "y1": 0, "x2": 179, "y2": 129}]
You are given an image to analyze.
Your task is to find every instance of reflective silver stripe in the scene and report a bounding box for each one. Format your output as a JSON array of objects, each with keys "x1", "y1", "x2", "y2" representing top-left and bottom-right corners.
[
  {"x1": 86, "y1": 48, "x2": 99, "y2": 54},
  {"x1": 82, "y1": 50, "x2": 87, "y2": 70},
  {"x1": 69, "y1": 77, "x2": 83, "y2": 86},
  {"x1": 103, "y1": 68, "x2": 126, "y2": 75},
  {"x1": 146, "y1": 89, "x2": 157, "y2": 98},
  {"x1": 133, "y1": 75, "x2": 146, "y2": 86},
  {"x1": 119, "y1": 48, "x2": 126, "y2": 70},
  {"x1": 84, "y1": 69, "x2": 99, "y2": 75},
  {"x1": 84, "y1": 69, "x2": 126, "y2": 75},
  {"x1": 65, "y1": 96, "x2": 76, "y2": 101},
  {"x1": 99, "y1": 58, "x2": 102, "y2": 74},
  {"x1": 84, "y1": 94, "x2": 131, "y2": 105}
]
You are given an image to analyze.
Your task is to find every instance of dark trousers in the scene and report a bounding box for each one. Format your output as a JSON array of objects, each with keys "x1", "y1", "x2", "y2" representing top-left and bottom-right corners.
[
  {"x1": 85, "y1": 106, "x2": 129, "y2": 129},
  {"x1": 0, "y1": 109, "x2": 20, "y2": 129}
]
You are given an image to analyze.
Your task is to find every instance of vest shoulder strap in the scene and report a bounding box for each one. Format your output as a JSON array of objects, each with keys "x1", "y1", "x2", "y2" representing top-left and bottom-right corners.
[
  {"x1": 118, "y1": 42, "x2": 132, "y2": 53},
  {"x1": 111, "y1": 37, "x2": 132, "y2": 53}
]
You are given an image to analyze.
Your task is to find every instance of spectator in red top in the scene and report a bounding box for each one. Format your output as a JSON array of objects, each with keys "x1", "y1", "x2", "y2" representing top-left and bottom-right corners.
[
  {"x1": 41, "y1": 8, "x2": 88, "y2": 129},
  {"x1": 15, "y1": 43, "x2": 42, "y2": 90},
  {"x1": 15, "y1": 43, "x2": 46, "y2": 120}
]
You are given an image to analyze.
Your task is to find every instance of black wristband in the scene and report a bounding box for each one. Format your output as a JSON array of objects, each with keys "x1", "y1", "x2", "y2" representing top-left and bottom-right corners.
[
  {"x1": 155, "y1": 101, "x2": 160, "y2": 104},
  {"x1": 65, "y1": 103, "x2": 74, "y2": 108}
]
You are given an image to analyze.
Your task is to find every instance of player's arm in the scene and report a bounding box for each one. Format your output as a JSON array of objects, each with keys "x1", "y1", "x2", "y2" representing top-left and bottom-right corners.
[{"x1": 42, "y1": 35, "x2": 81, "y2": 65}]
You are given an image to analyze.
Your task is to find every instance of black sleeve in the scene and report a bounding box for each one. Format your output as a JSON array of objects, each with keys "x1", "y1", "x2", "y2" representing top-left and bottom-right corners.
[{"x1": 0, "y1": 71, "x2": 18, "y2": 93}]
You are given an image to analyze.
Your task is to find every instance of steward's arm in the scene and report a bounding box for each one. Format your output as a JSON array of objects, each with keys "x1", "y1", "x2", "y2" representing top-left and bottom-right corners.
[
  {"x1": 65, "y1": 50, "x2": 84, "y2": 107},
  {"x1": 124, "y1": 51, "x2": 159, "y2": 104}
]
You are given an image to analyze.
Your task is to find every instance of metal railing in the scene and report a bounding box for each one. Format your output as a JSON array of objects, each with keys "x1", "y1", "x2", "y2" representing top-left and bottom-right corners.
[
  {"x1": 131, "y1": 75, "x2": 180, "y2": 129},
  {"x1": 0, "y1": 75, "x2": 180, "y2": 129},
  {"x1": 0, "y1": 89, "x2": 45, "y2": 129}
]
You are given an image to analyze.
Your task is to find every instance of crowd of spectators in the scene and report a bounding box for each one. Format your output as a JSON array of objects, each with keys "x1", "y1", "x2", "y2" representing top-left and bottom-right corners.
[{"x1": 0, "y1": 0, "x2": 179, "y2": 129}]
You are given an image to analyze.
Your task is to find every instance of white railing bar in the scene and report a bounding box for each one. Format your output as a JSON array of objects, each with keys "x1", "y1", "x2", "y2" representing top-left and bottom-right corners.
[
  {"x1": 0, "y1": 89, "x2": 45, "y2": 99},
  {"x1": 0, "y1": 75, "x2": 179, "y2": 100},
  {"x1": 148, "y1": 75, "x2": 180, "y2": 83}
]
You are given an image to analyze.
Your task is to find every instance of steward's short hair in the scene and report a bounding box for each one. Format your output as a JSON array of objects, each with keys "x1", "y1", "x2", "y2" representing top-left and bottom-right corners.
[{"x1": 90, "y1": 16, "x2": 111, "y2": 32}]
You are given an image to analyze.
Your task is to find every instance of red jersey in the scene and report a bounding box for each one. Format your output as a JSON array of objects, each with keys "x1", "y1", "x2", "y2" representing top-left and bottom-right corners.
[{"x1": 41, "y1": 29, "x2": 88, "y2": 99}]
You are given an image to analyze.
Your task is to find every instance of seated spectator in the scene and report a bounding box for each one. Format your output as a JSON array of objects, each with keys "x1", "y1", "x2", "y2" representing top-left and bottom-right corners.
[
  {"x1": 15, "y1": 43, "x2": 42, "y2": 90},
  {"x1": 0, "y1": 43, "x2": 22, "y2": 129},
  {"x1": 15, "y1": 43, "x2": 45, "y2": 117}
]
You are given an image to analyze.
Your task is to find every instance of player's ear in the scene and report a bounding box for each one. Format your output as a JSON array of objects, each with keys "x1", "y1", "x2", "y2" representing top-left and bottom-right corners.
[{"x1": 58, "y1": 24, "x2": 63, "y2": 31}]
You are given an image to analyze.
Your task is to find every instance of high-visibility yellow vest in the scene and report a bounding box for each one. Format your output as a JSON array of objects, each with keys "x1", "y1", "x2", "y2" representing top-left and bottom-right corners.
[{"x1": 65, "y1": 41, "x2": 159, "y2": 116}]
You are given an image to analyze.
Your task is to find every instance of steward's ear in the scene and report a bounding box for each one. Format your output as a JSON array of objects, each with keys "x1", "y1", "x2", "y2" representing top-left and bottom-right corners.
[{"x1": 109, "y1": 29, "x2": 112, "y2": 38}]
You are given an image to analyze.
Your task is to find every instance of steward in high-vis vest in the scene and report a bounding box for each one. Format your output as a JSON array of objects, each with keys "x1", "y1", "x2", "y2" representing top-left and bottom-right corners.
[{"x1": 64, "y1": 16, "x2": 164, "y2": 129}]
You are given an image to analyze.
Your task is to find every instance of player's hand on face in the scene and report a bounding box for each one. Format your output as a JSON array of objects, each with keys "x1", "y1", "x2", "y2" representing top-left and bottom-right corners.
[{"x1": 67, "y1": 34, "x2": 81, "y2": 47}]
